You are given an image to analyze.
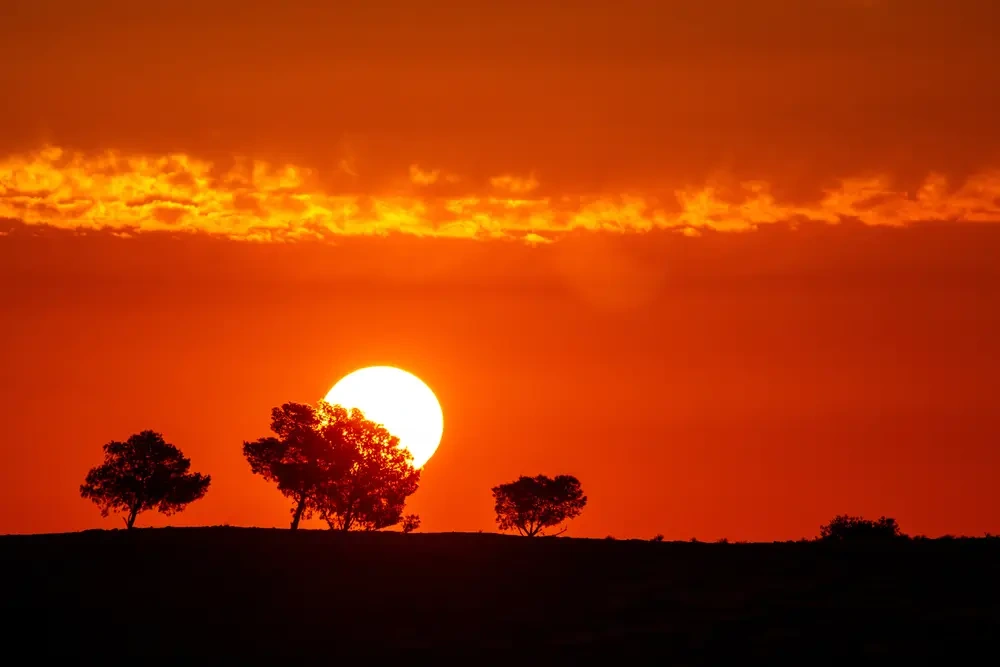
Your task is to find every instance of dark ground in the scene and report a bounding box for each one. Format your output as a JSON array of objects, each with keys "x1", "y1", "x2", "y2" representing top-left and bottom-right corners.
[{"x1": 2, "y1": 528, "x2": 998, "y2": 663}]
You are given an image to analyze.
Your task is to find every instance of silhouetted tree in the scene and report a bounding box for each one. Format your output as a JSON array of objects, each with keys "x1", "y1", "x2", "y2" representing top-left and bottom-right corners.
[
  {"x1": 491, "y1": 474, "x2": 587, "y2": 537},
  {"x1": 243, "y1": 401, "x2": 353, "y2": 529},
  {"x1": 315, "y1": 408, "x2": 420, "y2": 531},
  {"x1": 80, "y1": 430, "x2": 211, "y2": 529},
  {"x1": 402, "y1": 514, "x2": 421, "y2": 534},
  {"x1": 819, "y1": 514, "x2": 906, "y2": 541}
]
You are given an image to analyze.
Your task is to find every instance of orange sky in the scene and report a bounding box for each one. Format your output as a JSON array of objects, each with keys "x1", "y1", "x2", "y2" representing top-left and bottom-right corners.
[{"x1": 1, "y1": 0, "x2": 998, "y2": 538}]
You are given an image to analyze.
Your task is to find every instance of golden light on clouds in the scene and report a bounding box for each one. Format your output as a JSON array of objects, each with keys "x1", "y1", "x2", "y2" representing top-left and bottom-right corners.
[{"x1": 2, "y1": 146, "x2": 1000, "y2": 244}]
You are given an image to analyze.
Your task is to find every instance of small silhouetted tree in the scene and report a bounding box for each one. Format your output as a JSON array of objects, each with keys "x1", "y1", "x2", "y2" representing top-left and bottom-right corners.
[
  {"x1": 402, "y1": 514, "x2": 421, "y2": 534},
  {"x1": 243, "y1": 401, "x2": 353, "y2": 530},
  {"x1": 491, "y1": 474, "x2": 587, "y2": 537},
  {"x1": 819, "y1": 514, "x2": 906, "y2": 541},
  {"x1": 80, "y1": 430, "x2": 211, "y2": 529},
  {"x1": 316, "y1": 408, "x2": 420, "y2": 531}
]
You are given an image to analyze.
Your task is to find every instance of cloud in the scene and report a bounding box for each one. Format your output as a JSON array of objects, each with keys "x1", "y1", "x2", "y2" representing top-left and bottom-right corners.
[
  {"x1": 523, "y1": 232, "x2": 552, "y2": 246},
  {"x1": 409, "y1": 164, "x2": 460, "y2": 187},
  {"x1": 2, "y1": 146, "x2": 1000, "y2": 245},
  {"x1": 338, "y1": 158, "x2": 358, "y2": 178},
  {"x1": 490, "y1": 173, "x2": 540, "y2": 195},
  {"x1": 409, "y1": 165, "x2": 439, "y2": 186}
]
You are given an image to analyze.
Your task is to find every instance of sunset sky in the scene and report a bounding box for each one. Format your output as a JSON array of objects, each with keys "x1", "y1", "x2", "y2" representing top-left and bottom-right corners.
[{"x1": 2, "y1": 0, "x2": 998, "y2": 539}]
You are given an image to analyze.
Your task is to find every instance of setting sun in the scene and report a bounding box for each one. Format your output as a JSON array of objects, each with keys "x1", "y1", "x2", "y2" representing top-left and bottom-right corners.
[{"x1": 324, "y1": 366, "x2": 444, "y2": 469}]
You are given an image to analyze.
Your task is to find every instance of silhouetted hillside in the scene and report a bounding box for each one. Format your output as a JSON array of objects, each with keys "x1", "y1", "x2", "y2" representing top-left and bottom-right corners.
[{"x1": 3, "y1": 528, "x2": 998, "y2": 662}]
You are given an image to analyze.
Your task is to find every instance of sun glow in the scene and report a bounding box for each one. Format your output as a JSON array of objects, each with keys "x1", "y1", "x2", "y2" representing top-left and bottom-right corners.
[{"x1": 324, "y1": 366, "x2": 444, "y2": 469}]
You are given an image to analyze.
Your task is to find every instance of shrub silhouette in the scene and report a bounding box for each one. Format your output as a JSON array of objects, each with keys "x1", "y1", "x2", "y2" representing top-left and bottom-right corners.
[
  {"x1": 80, "y1": 430, "x2": 210, "y2": 529},
  {"x1": 402, "y1": 514, "x2": 421, "y2": 534},
  {"x1": 243, "y1": 401, "x2": 352, "y2": 530},
  {"x1": 819, "y1": 514, "x2": 906, "y2": 541},
  {"x1": 491, "y1": 474, "x2": 587, "y2": 537},
  {"x1": 316, "y1": 408, "x2": 420, "y2": 531}
]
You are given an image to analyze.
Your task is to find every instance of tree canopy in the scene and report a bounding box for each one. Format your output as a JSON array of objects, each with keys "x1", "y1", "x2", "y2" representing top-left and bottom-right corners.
[
  {"x1": 244, "y1": 400, "x2": 420, "y2": 531},
  {"x1": 80, "y1": 430, "x2": 211, "y2": 529},
  {"x1": 819, "y1": 514, "x2": 906, "y2": 542},
  {"x1": 491, "y1": 474, "x2": 587, "y2": 537},
  {"x1": 401, "y1": 514, "x2": 421, "y2": 534},
  {"x1": 316, "y1": 408, "x2": 420, "y2": 531},
  {"x1": 243, "y1": 401, "x2": 352, "y2": 529}
]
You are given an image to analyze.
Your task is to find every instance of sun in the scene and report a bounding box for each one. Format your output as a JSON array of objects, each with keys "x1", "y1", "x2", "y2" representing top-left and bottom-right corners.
[{"x1": 324, "y1": 366, "x2": 444, "y2": 469}]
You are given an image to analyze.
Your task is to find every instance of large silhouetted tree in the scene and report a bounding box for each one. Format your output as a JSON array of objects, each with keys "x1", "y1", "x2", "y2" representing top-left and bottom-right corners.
[
  {"x1": 819, "y1": 514, "x2": 906, "y2": 541},
  {"x1": 80, "y1": 430, "x2": 211, "y2": 529},
  {"x1": 492, "y1": 474, "x2": 587, "y2": 537},
  {"x1": 316, "y1": 407, "x2": 420, "y2": 531},
  {"x1": 243, "y1": 401, "x2": 352, "y2": 529}
]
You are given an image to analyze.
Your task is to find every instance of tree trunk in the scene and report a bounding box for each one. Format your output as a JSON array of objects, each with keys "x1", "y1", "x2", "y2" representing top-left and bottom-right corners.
[
  {"x1": 336, "y1": 512, "x2": 352, "y2": 532},
  {"x1": 126, "y1": 508, "x2": 138, "y2": 530},
  {"x1": 290, "y1": 494, "x2": 308, "y2": 530},
  {"x1": 331, "y1": 506, "x2": 353, "y2": 532}
]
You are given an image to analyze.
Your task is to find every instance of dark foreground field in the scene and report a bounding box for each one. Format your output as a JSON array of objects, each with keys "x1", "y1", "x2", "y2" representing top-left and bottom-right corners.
[{"x1": 3, "y1": 528, "x2": 998, "y2": 662}]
